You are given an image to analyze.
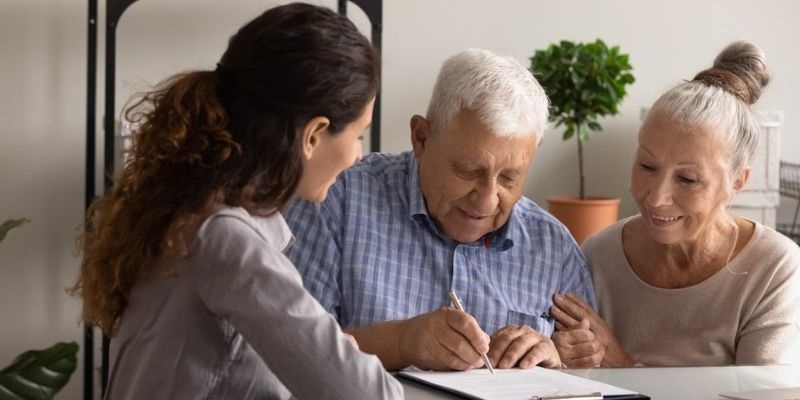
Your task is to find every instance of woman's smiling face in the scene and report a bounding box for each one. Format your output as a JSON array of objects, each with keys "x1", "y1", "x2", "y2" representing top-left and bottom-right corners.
[{"x1": 631, "y1": 111, "x2": 737, "y2": 245}]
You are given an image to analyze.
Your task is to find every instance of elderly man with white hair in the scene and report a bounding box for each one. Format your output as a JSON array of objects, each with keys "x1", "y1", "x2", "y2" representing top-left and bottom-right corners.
[{"x1": 285, "y1": 48, "x2": 595, "y2": 372}]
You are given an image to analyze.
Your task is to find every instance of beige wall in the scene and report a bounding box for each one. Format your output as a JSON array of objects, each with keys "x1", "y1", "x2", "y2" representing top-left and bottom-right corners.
[{"x1": 1, "y1": 1, "x2": 799, "y2": 398}]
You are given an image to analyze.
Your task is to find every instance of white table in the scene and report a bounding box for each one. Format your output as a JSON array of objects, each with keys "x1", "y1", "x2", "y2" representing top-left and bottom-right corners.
[{"x1": 401, "y1": 365, "x2": 800, "y2": 399}]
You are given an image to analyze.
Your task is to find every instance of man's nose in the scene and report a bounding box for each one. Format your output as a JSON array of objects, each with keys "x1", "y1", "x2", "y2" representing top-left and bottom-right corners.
[{"x1": 471, "y1": 178, "x2": 500, "y2": 212}]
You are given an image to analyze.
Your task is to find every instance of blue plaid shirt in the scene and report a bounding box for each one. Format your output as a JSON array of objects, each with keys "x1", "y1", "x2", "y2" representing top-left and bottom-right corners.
[{"x1": 284, "y1": 151, "x2": 596, "y2": 336}]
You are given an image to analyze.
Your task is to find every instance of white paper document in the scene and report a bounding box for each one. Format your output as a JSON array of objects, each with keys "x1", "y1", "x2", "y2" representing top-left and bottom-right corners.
[
  {"x1": 398, "y1": 367, "x2": 642, "y2": 400},
  {"x1": 720, "y1": 386, "x2": 800, "y2": 400}
]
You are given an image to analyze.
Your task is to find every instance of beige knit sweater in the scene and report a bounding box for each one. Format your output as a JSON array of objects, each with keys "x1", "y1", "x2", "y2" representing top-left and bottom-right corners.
[{"x1": 583, "y1": 218, "x2": 800, "y2": 366}]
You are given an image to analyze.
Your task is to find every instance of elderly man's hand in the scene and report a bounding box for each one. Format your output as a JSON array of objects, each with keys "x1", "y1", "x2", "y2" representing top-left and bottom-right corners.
[
  {"x1": 486, "y1": 324, "x2": 561, "y2": 369},
  {"x1": 398, "y1": 307, "x2": 490, "y2": 371},
  {"x1": 551, "y1": 293, "x2": 635, "y2": 367}
]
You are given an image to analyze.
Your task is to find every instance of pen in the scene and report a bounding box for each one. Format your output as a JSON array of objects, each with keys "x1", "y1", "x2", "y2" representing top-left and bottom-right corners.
[
  {"x1": 530, "y1": 392, "x2": 603, "y2": 400},
  {"x1": 448, "y1": 290, "x2": 495, "y2": 375}
]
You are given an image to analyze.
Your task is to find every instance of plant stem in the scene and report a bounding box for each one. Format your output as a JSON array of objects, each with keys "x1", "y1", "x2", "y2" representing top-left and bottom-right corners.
[{"x1": 577, "y1": 124, "x2": 585, "y2": 200}]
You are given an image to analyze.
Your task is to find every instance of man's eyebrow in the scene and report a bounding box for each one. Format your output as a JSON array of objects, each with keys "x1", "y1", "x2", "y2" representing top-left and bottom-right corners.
[{"x1": 451, "y1": 161, "x2": 480, "y2": 170}]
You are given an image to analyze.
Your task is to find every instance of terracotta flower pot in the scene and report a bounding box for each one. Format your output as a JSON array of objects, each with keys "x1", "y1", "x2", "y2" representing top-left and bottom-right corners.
[{"x1": 547, "y1": 195, "x2": 621, "y2": 244}]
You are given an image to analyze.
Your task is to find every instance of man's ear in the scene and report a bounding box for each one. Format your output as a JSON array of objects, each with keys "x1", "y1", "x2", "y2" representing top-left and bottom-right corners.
[
  {"x1": 410, "y1": 115, "x2": 431, "y2": 157},
  {"x1": 733, "y1": 166, "x2": 750, "y2": 192},
  {"x1": 301, "y1": 116, "x2": 331, "y2": 160}
]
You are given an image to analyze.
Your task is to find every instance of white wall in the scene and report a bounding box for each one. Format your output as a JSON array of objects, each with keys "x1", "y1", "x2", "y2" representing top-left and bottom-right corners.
[
  {"x1": 379, "y1": 0, "x2": 800, "y2": 220},
  {"x1": 1, "y1": 1, "x2": 799, "y2": 398}
]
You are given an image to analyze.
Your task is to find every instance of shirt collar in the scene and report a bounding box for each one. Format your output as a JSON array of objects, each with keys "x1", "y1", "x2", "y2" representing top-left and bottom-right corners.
[
  {"x1": 407, "y1": 154, "x2": 430, "y2": 222},
  {"x1": 251, "y1": 209, "x2": 295, "y2": 252},
  {"x1": 209, "y1": 205, "x2": 295, "y2": 252},
  {"x1": 405, "y1": 153, "x2": 515, "y2": 252}
]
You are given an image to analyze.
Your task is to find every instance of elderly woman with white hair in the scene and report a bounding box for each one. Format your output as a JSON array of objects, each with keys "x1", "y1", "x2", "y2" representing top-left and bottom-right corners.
[{"x1": 552, "y1": 41, "x2": 800, "y2": 367}]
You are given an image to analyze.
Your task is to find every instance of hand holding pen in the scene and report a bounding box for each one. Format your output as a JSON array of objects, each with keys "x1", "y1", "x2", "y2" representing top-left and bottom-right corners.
[
  {"x1": 449, "y1": 290, "x2": 495, "y2": 374},
  {"x1": 397, "y1": 294, "x2": 492, "y2": 371}
]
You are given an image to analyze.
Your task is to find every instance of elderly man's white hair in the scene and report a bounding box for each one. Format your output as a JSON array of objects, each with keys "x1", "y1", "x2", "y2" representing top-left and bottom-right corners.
[{"x1": 425, "y1": 48, "x2": 549, "y2": 141}]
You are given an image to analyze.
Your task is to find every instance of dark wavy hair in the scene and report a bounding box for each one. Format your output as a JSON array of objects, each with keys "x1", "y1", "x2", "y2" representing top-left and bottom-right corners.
[{"x1": 72, "y1": 2, "x2": 379, "y2": 335}]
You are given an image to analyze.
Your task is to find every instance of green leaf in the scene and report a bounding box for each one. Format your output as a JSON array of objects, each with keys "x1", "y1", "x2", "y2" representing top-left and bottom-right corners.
[
  {"x1": 562, "y1": 125, "x2": 575, "y2": 140},
  {"x1": 579, "y1": 125, "x2": 591, "y2": 141},
  {"x1": 530, "y1": 39, "x2": 634, "y2": 142},
  {"x1": 0, "y1": 219, "x2": 30, "y2": 243},
  {"x1": 0, "y1": 342, "x2": 78, "y2": 400}
]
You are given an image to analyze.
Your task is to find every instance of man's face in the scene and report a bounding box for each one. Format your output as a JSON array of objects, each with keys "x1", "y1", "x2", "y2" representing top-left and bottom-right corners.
[{"x1": 411, "y1": 109, "x2": 537, "y2": 243}]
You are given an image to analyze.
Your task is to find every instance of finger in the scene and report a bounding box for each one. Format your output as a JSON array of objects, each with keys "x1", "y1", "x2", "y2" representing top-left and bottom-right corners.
[
  {"x1": 430, "y1": 332, "x2": 479, "y2": 370},
  {"x1": 426, "y1": 339, "x2": 475, "y2": 371},
  {"x1": 555, "y1": 320, "x2": 567, "y2": 331},
  {"x1": 553, "y1": 332, "x2": 571, "y2": 363},
  {"x1": 487, "y1": 326, "x2": 527, "y2": 367},
  {"x1": 553, "y1": 294, "x2": 586, "y2": 322},
  {"x1": 550, "y1": 304, "x2": 580, "y2": 328},
  {"x1": 563, "y1": 349, "x2": 605, "y2": 368},
  {"x1": 553, "y1": 332, "x2": 589, "y2": 362},
  {"x1": 497, "y1": 331, "x2": 540, "y2": 368},
  {"x1": 437, "y1": 321, "x2": 484, "y2": 369},
  {"x1": 554, "y1": 328, "x2": 596, "y2": 346},
  {"x1": 566, "y1": 294, "x2": 604, "y2": 323},
  {"x1": 519, "y1": 339, "x2": 560, "y2": 368},
  {"x1": 565, "y1": 339, "x2": 603, "y2": 357},
  {"x1": 578, "y1": 318, "x2": 590, "y2": 329},
  {"x1": 566, "y1": 292, "x2": 595, "y2": 310},
  {"x1": 564, "y1": 293, "x2": 602, "y2": 321},
  {"x1": 446, "y1": 310, "x2": 490, "y2": 354}
]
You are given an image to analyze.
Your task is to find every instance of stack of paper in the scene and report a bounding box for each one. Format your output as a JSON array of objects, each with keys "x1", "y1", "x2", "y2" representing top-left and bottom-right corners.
[{"x1": 398, "y1": 367, "x2": 647, "y2": 400}]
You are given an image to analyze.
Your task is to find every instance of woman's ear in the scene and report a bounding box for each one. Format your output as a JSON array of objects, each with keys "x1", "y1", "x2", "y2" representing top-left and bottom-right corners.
[
  {"x1": 301, "y1": 116, "x2": 331, "y2": 160},
  {"x1": 733, "y1": 166, "x2": 751, "y2": 192}
]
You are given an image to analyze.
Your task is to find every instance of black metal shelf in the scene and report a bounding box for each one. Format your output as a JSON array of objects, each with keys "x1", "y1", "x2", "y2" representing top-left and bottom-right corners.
[
  {"x1": 84, "y1": 1, "x2": 383, "y2": 398},
  {"x1": 778, "y1": 161, "x2": 800, "y2": 244}
]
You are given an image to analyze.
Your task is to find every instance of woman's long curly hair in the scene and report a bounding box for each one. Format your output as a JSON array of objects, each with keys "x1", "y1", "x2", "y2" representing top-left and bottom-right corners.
[{"x1": 72, "y1": 3, "x2": 379, "y2": 335}]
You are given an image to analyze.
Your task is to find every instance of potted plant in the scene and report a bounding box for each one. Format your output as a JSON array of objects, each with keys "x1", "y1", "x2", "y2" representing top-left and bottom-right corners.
[{"x1": 530, "y1": 39, "x2": 635, "y2": 243}]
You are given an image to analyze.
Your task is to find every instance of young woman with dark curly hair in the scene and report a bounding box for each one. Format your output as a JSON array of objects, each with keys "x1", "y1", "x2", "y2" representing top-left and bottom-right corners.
[{"x1": 71, "y1": 3, "x2": 402, "y2": 399}]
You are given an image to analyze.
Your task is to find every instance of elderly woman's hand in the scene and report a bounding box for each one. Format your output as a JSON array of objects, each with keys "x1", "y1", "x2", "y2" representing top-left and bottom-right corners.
[
  {"x1": 551, "y1": 293, "x2": 636, "y2": 367},
  {"x1": 552, "y1": 319, "x2": 604, "y2": 367}
]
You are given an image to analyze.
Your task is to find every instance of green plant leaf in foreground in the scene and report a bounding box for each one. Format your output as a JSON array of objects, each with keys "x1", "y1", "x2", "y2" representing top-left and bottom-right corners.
[
  {"x1": 0, "y1": 219, "x2": 30, "y2": 243},
  {"x1": 0, "y1": 342, "x2": 79, "y2": 400}
]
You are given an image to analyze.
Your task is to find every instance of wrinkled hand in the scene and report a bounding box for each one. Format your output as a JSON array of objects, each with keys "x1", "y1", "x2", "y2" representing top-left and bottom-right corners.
[
  {"x1": 487, "y1": 324, "x2": 561, "y2": 369},
  {"x1": 551, "y1": 293, "x2": 635, "y2": 367},
  {"x1": 399, "y1": 307, "x2": 490, "y2": 371},
  {"x1": 553, "y1": 319, "x2": 604, "y2": 367}
]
